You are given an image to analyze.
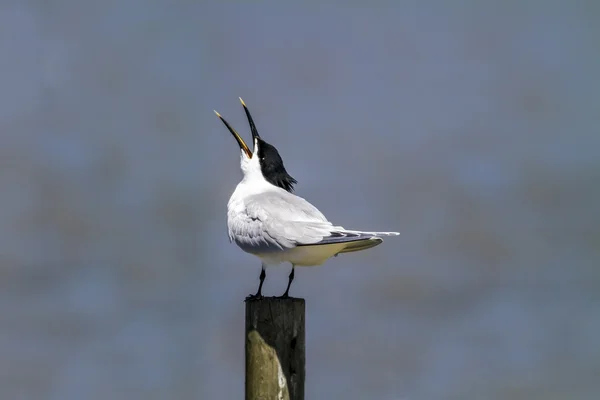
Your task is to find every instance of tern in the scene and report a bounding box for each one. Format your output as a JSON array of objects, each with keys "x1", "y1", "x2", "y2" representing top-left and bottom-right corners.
[{"x1": 215, "y1": 98, "x2": 399, "y2": 299}]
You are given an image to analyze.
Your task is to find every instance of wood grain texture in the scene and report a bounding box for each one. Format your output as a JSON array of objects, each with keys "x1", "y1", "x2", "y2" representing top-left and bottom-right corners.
[{"x1": 245, "y1": 297, "x2": 305, "y2": 400}]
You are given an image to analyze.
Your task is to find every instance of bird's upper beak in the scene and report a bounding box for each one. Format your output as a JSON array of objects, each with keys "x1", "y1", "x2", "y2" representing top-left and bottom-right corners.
[
  {"x1": 214, "y1": 109, "x2": 252, "y2": 158},
  {"x1": 239, "y1": 97, "x2": 261, "y2": 143},
  {"x1": 214, "y1": 98, "x2": 261, "y2": 158}
]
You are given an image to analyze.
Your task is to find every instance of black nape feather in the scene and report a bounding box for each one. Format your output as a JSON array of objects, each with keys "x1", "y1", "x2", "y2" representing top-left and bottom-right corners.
[{"x1": 257, "y1": 139, "x2": 297, "y2": 192}]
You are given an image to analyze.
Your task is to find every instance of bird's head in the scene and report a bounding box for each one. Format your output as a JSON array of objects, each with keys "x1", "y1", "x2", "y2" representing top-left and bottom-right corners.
[{"x1": 215, "y1": 98, "x2": 297, "y2": 193}]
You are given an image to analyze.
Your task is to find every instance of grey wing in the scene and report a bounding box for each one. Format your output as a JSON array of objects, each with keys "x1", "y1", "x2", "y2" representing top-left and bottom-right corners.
[
  {"x1": 251, "y1": 189, "x2": 330, "y2": 223},
  {"x1": 229, "y1": 190, "x2": 340, "y2": 251}
]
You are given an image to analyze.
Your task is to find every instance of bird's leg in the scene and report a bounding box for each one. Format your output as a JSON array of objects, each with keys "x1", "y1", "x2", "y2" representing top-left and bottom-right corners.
[
  {"x1": 279, "y1": 265, "x2": 295, "y2": 298},
  {"x1": 247, "y1": 265, "x2": 266, "y2": 300}
]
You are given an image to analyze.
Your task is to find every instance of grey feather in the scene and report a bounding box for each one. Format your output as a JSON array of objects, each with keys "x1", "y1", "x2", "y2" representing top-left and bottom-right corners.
[
  {"x1": 227, "y1": 188, "x2": 399, "y2": 255},
  {"x1": 228, "y1": 190, "x2": 338, "y2": 253}
]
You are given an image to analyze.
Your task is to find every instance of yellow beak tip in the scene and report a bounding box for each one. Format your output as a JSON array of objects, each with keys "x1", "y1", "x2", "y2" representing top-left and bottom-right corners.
[
  {"x1": 239, "y1": 97, "x2": 246, "y2": 107},
  {"x1": 213, "y1": 110, "x2": 222, "y2": 118}
]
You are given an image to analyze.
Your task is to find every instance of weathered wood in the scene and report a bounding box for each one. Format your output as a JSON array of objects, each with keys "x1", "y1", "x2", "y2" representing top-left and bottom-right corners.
[{"x1": 245, "y1": 297, "x2": 305, "y2": 400}]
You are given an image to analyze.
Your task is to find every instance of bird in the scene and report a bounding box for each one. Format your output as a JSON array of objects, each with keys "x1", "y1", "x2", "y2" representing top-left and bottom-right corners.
[{"x1": 214, "y1": 98, "x2": 399, "y2": 299}]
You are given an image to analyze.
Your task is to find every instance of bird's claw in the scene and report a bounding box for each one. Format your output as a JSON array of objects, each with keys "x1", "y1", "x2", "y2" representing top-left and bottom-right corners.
[{"x1": 245, "y1": 293, "x2": 263, "y2": 302}]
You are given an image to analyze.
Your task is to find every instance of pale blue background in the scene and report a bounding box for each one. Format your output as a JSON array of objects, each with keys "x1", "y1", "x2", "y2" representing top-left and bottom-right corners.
[{"x1": 0, "y1": 1, "x2": 598, "y2": 399}]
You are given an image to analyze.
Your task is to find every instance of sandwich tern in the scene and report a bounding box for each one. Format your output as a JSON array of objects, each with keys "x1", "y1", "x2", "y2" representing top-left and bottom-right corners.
[{"x1": 215, "y1": 98, "x2": 399, "y2": 299}]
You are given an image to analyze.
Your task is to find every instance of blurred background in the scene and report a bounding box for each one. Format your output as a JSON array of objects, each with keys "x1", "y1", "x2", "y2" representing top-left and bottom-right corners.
[{"x1": 1, "y1": 1, "x2": 599, "y2": 399}]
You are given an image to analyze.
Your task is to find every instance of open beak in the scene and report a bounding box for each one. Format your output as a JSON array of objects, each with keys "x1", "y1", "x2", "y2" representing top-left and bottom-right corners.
[
  {"x1": 214, "y1": 110, "x2": 252, "y2": 158},
  {"x1": 239, "y1": 97, "x2": 260, "y2": 142}
]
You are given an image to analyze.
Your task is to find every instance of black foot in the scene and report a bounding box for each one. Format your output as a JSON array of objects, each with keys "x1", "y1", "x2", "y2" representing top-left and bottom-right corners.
[
  {"x1": 245, "y1": 293, "x2": 264, "y2": 301},
  {"x1": 278, "y1": 266, "x2": 295, "y2": 299},
  {"x1": 245, "y1": 266, "x2": 266, "y2": 301}
]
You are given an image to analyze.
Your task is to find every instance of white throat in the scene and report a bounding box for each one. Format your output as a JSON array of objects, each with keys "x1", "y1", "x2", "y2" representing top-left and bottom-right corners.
[
  {"x1": 239, "y1": 149, "x2": 263, "y2": 182},
  {"x1": 229, "y1": 146, "x2": 273, "y2": 209}
]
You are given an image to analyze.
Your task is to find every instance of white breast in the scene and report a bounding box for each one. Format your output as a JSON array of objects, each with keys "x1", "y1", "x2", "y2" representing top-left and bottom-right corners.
[{"x1": 254, "y1": 243, "x2": 347, "y2": 266}]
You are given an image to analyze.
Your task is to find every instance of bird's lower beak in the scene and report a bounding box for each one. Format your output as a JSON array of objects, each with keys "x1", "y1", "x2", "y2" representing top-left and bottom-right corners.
[{"x1": 214, "y1": 110, "x2": 252, "y2": 158}]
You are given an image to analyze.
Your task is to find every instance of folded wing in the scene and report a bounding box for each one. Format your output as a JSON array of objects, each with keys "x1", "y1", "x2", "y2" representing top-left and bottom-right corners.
[{"x1": 228, "y1": 189, "x2": 399, "y2": 252}]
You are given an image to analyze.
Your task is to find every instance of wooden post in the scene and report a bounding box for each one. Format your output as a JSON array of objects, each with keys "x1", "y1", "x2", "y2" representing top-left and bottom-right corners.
[{"x1": 245, "y1": 297, "x2": 305, "y2": 400}]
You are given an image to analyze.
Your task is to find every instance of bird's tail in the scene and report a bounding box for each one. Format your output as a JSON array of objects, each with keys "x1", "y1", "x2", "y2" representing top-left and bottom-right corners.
[
  {"x1": 337, "y1": 237, "x2": 383, "y2": 253},
  {"x1": 332, "y1": 229, "x2": 399, "y2": 254},
  {"x1": 296, "y1": 229, "x2": 399, "y2": 256},
  {"x1": 340, "y1": 230, "x2": 400, "y2": 237}
]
